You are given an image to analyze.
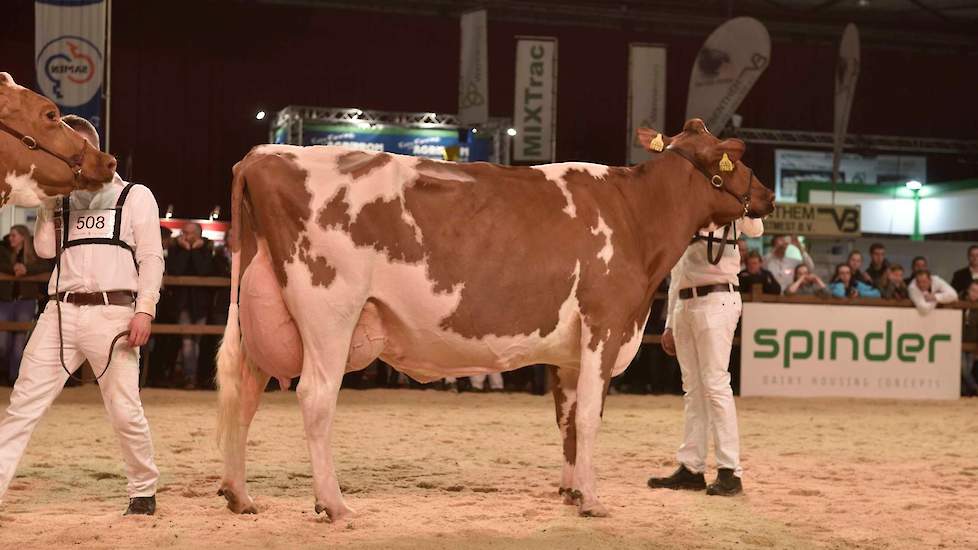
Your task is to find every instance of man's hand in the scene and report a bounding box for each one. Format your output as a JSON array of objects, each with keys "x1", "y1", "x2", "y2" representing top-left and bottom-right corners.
[
  {"x1": 661, "y1": 328, "x2": 677, "y2": 356},
  {"x1": 12, "y1": 263, "x2": 26, "y2": 277},
  {"x1": 128, "y1": 312, "x2": 153, "y2": 347}
]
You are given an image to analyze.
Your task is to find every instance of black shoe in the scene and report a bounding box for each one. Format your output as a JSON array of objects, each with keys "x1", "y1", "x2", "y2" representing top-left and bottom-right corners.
[
  {"x1": 706, "y1": 469, "x2": 743, "y2": 496},
  {"x1": 124, "y1": 495, "x2": 156, "y2": 515},
  {"x1": 647, "y1": 464, "x2": 706, "y2": 491}
]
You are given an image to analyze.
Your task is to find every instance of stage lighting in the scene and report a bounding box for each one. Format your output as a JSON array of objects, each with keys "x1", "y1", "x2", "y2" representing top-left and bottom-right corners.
[
  {"x1": 506, "y1": 128, "x2": 517, "y2": 136},
  {"x1": 255, "y1": 110, "x2": 266, "y2": 120},
  {"x1": 905, "y1": 180, "x2": 922, "y2": 191}
]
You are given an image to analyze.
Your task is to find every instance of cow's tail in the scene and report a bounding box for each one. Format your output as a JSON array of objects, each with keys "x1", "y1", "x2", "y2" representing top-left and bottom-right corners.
[{"x1": 216, "y1": 160, "x2": 249, "y2": 455}]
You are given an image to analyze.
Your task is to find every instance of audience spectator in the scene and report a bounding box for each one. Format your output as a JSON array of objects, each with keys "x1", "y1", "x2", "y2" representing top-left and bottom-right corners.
[
  {"x1": 847, "y1": 250, "x2": 874, "y2": 287},
  {"x1": 905, "y1": 256, "x2": 928, "y2": 285},
  {"x1": 784, "y1": 264, "x2": 828, "y2": 297},
  {"x1": 739, "y1": 251, "x2": 781, "y2": 295},
  {"x1": 865, "y1": 243, "x2": 890, "y2": 286},
  {"x1": 737, "y1": 239, "x2": 749, "y2": 270},
  {"x1": 829, "y1": 263, "x2": 880, "y2": 298},
  {"x1": 161, "y1": 227, "x2": 174, "y2": 258},
  {"x1": 908, "y1": 269, "x2": 956, "y2": 315},
  {"x1": 763, "y1": 235, "x2": 815, "y2": 291},
  {"x1": 961, "y1": 281, "x2": 978, "y2": 397},
  {"x1": 165, "y1": 222, "x2": 215, "y2": 388},
  {"x1": 0, "y1": 226, "x2": 49, "y2": 385},
  {"x1": 878, "y1": 264, "x2": 910, "y2": 300},
  {"x1": 950, "y1": 245, "x2": 978, "y2": 295}
]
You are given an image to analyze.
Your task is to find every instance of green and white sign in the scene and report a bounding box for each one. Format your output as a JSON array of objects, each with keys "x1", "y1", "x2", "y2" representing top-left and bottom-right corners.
[
  {"x1": 513, "y1": 36, "x2": 557, "y2": 163},
  {"x1": 742, "y1": 303, "x2": 961, "y2": 399}
]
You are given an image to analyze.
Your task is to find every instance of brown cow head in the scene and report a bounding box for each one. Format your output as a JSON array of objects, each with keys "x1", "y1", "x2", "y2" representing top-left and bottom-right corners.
[
  {"x1": 0, "y1": 72, "x2": 117, "y2": 208},
  {"x1": 636, "y1": 118, "x2": 775, "y2": 224}
]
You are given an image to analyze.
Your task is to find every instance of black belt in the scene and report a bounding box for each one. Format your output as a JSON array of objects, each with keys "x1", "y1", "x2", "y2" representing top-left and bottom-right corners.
[
  {"x1": 56, "y1": 290, "x2": 136, "y2": 307},
  {"x1": 679, "y1": 283, "x2": 739, "y2": 300}
]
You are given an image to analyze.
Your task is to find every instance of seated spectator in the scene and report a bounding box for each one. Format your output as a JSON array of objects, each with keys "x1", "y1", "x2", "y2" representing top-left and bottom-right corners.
[
  {"x1": 878, "y1": 264, "x2": 909, "y2": 300},
  {"x1": 847, "y1": 250, "x2": 874, "y2": 287},
  {"x1": 961, "y1": 280, "x2": 978, "y2": 397},
  {"x1": 950, "y1": 245, "x2": 978, "y2": 295},
  {"x1": 0, "y1": 225, "x2": 49, "y2": 385},
  {"x1": 905, "y1": 256, "x2": 928, "y2": 285},
  {"x1": 908, "y1": 269, "x2": 956, "y2": 315},
  {"x1": 763, "y1": 234, "x2": 814, "y2": 291},
  {"x1": 166, "y1": 222, "x2": 215, "y2": 389},
  {"x1": 829, "y1": 263, "x2": 880, "y2": 298},
  {"x1": 865, "y1": 243, "x2": 889, "y2": 286},
  {"x1": 784, "y1": 264, "x2": 828, "y2": 297},
  {"x1": 739, "y1": 251, "x2": 781, "y2": 295}
]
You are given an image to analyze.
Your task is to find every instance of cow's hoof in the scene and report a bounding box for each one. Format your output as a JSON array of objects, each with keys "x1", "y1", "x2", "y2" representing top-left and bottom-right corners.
[
  {"x1": 315, "y1": 501, "x2": 354, "y2": 523},
  {"x1": 558, "y1": 487, "x2": 576, "y2": 506},
  {"x1": 218, "y1": 486, "x2": 258, "y2": 514},
  {"x1": 579, "y1": 500, "x2": 609, "y2": 518}
]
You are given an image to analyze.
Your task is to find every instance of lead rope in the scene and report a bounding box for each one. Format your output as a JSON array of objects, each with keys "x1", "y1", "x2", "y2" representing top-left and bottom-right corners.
[{"x1": 54, "y1": 200, "x2": 130, "y2": 383}]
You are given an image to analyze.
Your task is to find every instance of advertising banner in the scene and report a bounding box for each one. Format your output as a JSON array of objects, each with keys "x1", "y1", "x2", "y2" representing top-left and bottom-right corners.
[
  {"x1": 832, "y1": 24, "x2": 860, "y2": 186},
  {"x1": 742, "y1": 303, "x2": 961, "y2": 399},
  {"x1": 775, "y1": 149, "x2": 927, "y2": 202},
  {"x1": 290, "y1": 123, "x2": 493, "y2": 162},
  {"x1": 458, "y1": 9, "x2": 489, "y2": 125},
  {"x1": 627, "y1": 43, "x2": 666, "y2": 164},
  {"x1": 513, "y1": 37, "x2": 557, "y2": 163},
  {"x1": 34, "y1": 0, "x2": 106, "y2": 136},
  {"x1": 685, "y1": 17, "x2": 770, "y2": 133},
  {"x1": 764, "y1": 203, "x2": 861, "y2": 237}
]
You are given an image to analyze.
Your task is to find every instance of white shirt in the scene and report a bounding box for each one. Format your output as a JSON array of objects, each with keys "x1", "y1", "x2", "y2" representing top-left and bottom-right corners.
[
  {"x1": 665, "y1": 217, "x2": 764, "y2": 330},
  {"x1": 908, "y1": 275, "x2": 958, "y2": 315},
  {"x1": 34, "y1": 174, "x2": 164, "y2": 318},
  {"x1": 763, "y1": 248, "x2": 815, "y2": 292}
]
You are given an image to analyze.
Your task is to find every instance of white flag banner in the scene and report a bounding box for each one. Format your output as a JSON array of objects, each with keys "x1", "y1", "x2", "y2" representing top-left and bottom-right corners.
[
  {"x1": 627, "y1": 43, "x2": 666, "y2": 164},
  {"x1": 513, "y1": 37, "x2": 557, "y2": 163},
  {"x1": 458, "y1": 9, "x2": 489, "y2": 125},
  {"x1": 685, "y1": 17, "x2": 770, "y2": 134},
  {"x1": 832, "y1": 24, "x2": 860, "y2": 186},
  {"x1": 34, "y1": 0, "x2": 106, "y2": 135}
]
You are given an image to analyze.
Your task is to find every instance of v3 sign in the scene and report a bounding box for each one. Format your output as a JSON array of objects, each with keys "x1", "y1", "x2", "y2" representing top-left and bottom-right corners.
[{"x1": 513, "y1": 36, "x2": 557, "y2": 163}]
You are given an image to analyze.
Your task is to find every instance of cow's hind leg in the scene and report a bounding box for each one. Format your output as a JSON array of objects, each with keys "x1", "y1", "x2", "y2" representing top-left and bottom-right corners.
[
  {"x1": 218, "y1": 359, "x2": 270, "y2": 514},
  {"x1": 296, "y1": 318, "x2": 359, "y2": 522},
  {"x1": 550, "y1": 365, "x2": 579, "y2": 505}
]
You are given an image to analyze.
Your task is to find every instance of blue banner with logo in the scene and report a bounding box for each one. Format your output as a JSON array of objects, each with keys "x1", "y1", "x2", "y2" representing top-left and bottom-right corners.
[
  {"x1": 34, "y1": 0, "x2": 106, "y2": 138},
  {"x1": 284, "y1": 123, "x2": 492, "y2": 162}
]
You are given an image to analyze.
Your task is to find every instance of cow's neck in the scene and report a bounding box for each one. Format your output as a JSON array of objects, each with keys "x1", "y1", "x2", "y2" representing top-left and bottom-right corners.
[{"x1": 626, "y1": 153, "x2": 718, "y2": 287}]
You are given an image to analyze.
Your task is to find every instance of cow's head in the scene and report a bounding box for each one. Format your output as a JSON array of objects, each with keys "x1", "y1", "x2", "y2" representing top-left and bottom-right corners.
[
  {"x1": 0, "y1": 72, "x2": 117, "y2": 208},
  {"x1": 637, "y1": 118, "x2": 775, "y2": 224}
]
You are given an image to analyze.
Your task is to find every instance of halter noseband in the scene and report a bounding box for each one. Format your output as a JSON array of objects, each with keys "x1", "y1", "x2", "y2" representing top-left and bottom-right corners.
[
  {"x1": 664, "y1": 146, "x2": 755, "y2": 218},
  {"x1": 0, "y1": 119, "x2": 86, "y2": 180}
]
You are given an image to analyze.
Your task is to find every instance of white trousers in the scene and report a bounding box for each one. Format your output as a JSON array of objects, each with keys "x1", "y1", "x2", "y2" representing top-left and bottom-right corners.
[
  {"x1": 0, "y1": 301, "x2": 159, "y2": 502},
  {"x1": 673, "y1": 291, "x2": 742, "y2": 477}
]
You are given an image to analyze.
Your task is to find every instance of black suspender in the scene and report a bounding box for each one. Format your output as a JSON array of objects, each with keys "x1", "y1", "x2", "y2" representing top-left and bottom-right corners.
[
  {"x1": 690, "y1": 221, "x2": 739, "y2": 266},
  {"x1": 61, "y1": 183, "x2": 139, "y2": 265}
]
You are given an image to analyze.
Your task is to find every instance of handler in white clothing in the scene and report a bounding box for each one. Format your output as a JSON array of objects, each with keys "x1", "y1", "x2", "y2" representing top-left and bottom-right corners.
[
  {"x1": 0, "y1": 116, "x2": 162, "y2": 515},
  {"x1": 648, "y1": 216, "x2": 763, "y2": 496}
]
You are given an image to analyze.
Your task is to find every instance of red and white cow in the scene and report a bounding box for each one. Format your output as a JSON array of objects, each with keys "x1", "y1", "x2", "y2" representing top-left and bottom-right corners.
[{"x1": 216, "y1": 119, "x2": 775, "y2": 520}]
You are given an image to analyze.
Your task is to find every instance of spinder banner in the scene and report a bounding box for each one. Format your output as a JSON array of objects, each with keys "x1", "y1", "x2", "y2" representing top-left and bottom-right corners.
[
  {"x1": 513, "y1": 36, "x2": 557, "y2": 163},
  {"x1": 832, "y1": 24, "x2": 861, "y2": 186},
  {"x1": 742, "y1": 303, "x2": 961, "y2": 400},
  {"x1": 764, "y1": 203, "x2": 861, "y2": 237},
  {"x1": 34, "y1": 0, "x2": 106, "y2": 136},
  {"x1": 685, "y1": 17, "x2": 769, "y2": 134},
  {"x1": 458, "y1": 9, "x2": 489, "y2": 125},
  {"x1": 627, "y1": 43, "x2": 666, "y2": 164}
]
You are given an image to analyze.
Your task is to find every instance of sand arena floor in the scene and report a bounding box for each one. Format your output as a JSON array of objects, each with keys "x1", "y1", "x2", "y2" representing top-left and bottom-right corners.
[{"x1": 0, "y1": 386, "x2": 975, "y2": 549}]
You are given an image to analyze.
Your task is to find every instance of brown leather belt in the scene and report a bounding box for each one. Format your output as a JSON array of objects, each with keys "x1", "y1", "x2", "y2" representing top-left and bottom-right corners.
[
  {"x1": 56, "y1": 290, "x2": 136, "y2": 307},
  {"x1": 679, "y1": 283, "x2": 739, "y2": 300}
]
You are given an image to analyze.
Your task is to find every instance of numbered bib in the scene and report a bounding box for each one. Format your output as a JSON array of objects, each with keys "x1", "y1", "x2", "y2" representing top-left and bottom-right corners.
[{"x1": 67, "y1": 209, "x2": 117, "y2": 241}]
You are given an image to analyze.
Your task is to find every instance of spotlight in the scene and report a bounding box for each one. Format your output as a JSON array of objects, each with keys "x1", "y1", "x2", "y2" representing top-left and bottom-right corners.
[
  {"x1": 209, "y1": 205, "x2": 221, "y2": 220},
  {"x1": 471, "y1": 128, "x2": 478, "y2": 134},
  {"x1": 506, "y1": 128, "x2": 517, "y2": 137},
  {"x1": 905, "y1": 180, "x2": 922, "y2": 191},
  {"x1": 255, "y1": 110, "x2": 266, "y2": 120},
  {"x1": 164, "y1": 204, "x2": 174, "y2": 219}
]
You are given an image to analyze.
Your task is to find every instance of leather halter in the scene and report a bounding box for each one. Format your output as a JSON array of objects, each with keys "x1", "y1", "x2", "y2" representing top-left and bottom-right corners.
[
  {"x1": 0, "y1": 119, "x2": 86, "y2": 180},
  {"x1": 665, "y1": 146, "x2": 755, "y2": 218}
]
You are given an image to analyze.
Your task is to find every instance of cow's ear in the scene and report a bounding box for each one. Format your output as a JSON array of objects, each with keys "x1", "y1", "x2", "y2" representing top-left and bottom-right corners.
[
  {"x1": 0, "y1": 73, "x2": 11, "y2": 86},
  {"x1": 635, "y1": 127, "x2": 672, "y2": 153},
  {"x1": 706, "y1": 138, "x2": 746, "y2": 172}
]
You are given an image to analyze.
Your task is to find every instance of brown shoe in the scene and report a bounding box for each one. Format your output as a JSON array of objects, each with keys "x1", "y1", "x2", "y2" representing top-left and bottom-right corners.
[{"x1": 124, "y1": 495, "x2": 156, "y2": 515}]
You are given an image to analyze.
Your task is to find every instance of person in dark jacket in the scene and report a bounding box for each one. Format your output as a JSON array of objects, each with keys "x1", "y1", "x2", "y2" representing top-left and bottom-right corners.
[
  {"x1": 0, "y1": 226, "x2": 50, "y2": 384},
  {"x1": 950, "y1": 245, "x2": 978, "y2": 295},
  {"x1": 738, "y1": 251, "x2": 781, "y2": 295},
  {"x1": 165, "y1": 222, "x2": 214, "y2": 388},
  {"x1": 960, "y1": 280, "x2": 978, "y2": 397},
  {"x1": 878, "y1": 264, "x2": 910, "y2": 300}
]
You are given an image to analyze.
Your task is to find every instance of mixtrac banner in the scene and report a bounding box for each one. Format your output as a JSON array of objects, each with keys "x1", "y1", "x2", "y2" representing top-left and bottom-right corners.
[
  {"x1": 741, "y1": 303, "x2": 961, "y2": 400},
  {"x1": 35, "y1": 0, "x2": 106, "y2": 136},
  {"x1": 513, "y1": 36, "x2": 557, "y2": 163},
  {"x1": 283, "y1": 123, "x2": 493, "y2": 162}
]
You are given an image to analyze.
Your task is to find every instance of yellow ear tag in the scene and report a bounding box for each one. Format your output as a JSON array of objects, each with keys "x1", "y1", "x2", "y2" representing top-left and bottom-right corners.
[
  {"x1": 649, "y1": 133, "x2": 664, "y2": 152},
  {"x1": 719, "y1": 153, "x2": 734, "y2": 172}
]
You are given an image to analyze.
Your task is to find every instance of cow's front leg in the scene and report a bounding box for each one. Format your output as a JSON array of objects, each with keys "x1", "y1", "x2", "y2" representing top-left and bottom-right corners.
[
  {"x1": 571, "y1": 327, "x2": 621, "y2": 518},
  {"x1": 296, "y1": 322, "x2": 358, "y2": 523},
  {"x1": 549, "y1": 365, "x2": 579, "y2": 505}
]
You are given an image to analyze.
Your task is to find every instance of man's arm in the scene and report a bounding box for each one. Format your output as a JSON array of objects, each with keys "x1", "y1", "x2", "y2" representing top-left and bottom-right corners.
[
  {"x1": 664, "y1": 264, "x2": 681, "y2": 332},
  {"x1": 739, "y1": 217, "x2": 764, "y2": 238},
  {"x1": 933, "y1": 277, "x2": 959, "y2": 304},
  {"x1": 129, "y1": 186, "x2": 164, "y2": 318},
  {"x1": 908, "y1": 283, "x2": 936, "y2": 314},
  {"x1": 33, "y1": 199, "x2": 59, "y2": 259}
]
